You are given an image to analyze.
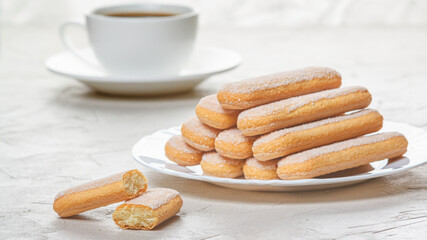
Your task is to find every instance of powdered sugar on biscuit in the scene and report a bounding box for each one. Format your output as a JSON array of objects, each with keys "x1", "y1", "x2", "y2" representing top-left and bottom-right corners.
[
  {"x1": 55, "y1": 171, "x2": 127, "y2": 200},
  {"x1": 239, "y1": 86, "x2": 368, "y2": 119},
  {"x1": 198, "y1": 94, "x2": 239, "y2": 114},
  {"x1": 183, "y1": 117, "x2": 221, "y2": 139},
  {"x1": 216, "y1": 128, "x2": 255, "y2": 144},
  {"x1": 278, "y1": 132, "x2": 404, "y2": 166},
  {"x1": 202, "y1": 152, "x2": 245, "y2": 166},
  {"x1": 167, "y1": 135, "x2": 202, "y2": 154},
  {"x1": 125, "y1": 188, "x2": 179, "y2": 209},
  {"x1": 245, "y1": 157, "x2": 278, "y2": 170},
  {"x1": 254, "y1": 109, "x2": 377, "y2": 147},
  {"x1": 220, "y1": 67, "x2": 340, "y2": 94}
]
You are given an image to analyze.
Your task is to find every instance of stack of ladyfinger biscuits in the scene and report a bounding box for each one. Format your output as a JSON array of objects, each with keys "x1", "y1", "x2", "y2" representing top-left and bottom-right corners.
[
  {"x1": 53, "y1": 169, "x2": 183, "y2": 230},
  {"x1": 165, "y1": 67, "x2": 408, "y2": 180}
]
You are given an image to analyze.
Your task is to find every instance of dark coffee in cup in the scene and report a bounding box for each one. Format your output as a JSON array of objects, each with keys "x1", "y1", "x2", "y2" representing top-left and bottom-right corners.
[{"x1": 105, "y1": 12, "x2": 176, "y2": 18}]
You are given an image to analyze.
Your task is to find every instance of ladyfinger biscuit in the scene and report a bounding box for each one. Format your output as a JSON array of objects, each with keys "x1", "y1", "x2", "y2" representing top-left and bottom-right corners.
[
  {"x1": 165, "y1": 135, "x2": 203, "y2": 166},
  {"x1": 200, "y1": 152, "x2": 245, "y2": 178},
  {"x1": 243, "y1": 158, "x2": 279, "y2": 180},
  {"x1": 196, "y1": 94, "x2": 241, "y2": 129},
  {"x1": 277, "y1": 132, "x2": 408, "y2": 180},
  {"x1": 53, "y1": 170, "x2": 147, "y2": 217},
  {"x1": 253, "y1": 109, "x2": 383, "y2": 160},
  {"x1": 113, "y1": 188, "x2": 183, "y2": 230},
  {"x1": 215, "y1": 128, "x2": 256, "y2": 159},
  {"x1": 217, "y1": 67, "x2": 341, "y2": 110},
  {"x1": 238, "y1": 86, "x2": 372, "y2": 136},
  {"x1": 181, "y1": 117, "x2": 221, "y2": 151}
]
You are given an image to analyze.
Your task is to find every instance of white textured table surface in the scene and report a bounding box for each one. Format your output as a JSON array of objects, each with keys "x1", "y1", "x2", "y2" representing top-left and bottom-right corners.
[{"x1": 1, "y1": 25, "x2": 427, "y2": 240}]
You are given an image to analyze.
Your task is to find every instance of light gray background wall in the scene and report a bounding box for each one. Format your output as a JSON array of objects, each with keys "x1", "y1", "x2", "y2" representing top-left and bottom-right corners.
[{"x1": 3, "y1": 0, "x2": 427, "y2": 28}]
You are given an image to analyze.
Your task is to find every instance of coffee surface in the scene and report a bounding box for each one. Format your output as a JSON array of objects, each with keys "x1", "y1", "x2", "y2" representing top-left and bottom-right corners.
[{"x1": 105, "y1": 12, "x2": 176, "y2": 18}]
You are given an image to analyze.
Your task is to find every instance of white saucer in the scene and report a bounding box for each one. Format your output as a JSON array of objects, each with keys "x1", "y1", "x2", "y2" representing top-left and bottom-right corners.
[
  {"x1": 132, "y1": 121, "x2": 427, "y2": 192},
  {"x1": 45, "y1": 46, "x2": 241, "y2": 96}
]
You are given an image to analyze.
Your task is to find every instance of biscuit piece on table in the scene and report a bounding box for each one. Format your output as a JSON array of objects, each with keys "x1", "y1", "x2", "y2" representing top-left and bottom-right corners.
[
  {"x1": 181, "y1": 116, "x2": 221, "y2": 151},
  {"x1": 113, "y1": 188, "x2": 183, "y2": 230},
  {"x1": 237, "y1": 86, "x2": 372, "y2": 136},
  {"x1": 243, "y1": 158, "x2": 279, "y2": 180},
  {"x1": 200, "y1": 152, "x2": 245, "y2": 178},
  {"x1": 277, "y1": 132, "x2": 408, "y2": 180},
  {"x1": 196, "y1": 94, "x2": 240, "y2": 129},
  {"x1": 215, "y1": 128, "x2": 255, "y2": 159},
  {"x1": 165, "y1": 135, "x2": 203, "y2": 166},
  {"x1": 217, "y1": 67, "x2": 342, "y2": 110},
  {"x1": 53, "y1": 169, "x2": 147, "y2": 217},
  {"x1": 253, "y1": 109, "x2": 383, "y2": 160}
]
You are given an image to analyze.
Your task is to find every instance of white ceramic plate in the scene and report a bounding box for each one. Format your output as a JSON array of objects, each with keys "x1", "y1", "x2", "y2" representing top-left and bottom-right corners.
[
  {"x1": 45, "y1": 46, "x2": 241, "y2": 96},
  {"x1": 132, "y1": 121, "x2": 427, "y2": 191}
]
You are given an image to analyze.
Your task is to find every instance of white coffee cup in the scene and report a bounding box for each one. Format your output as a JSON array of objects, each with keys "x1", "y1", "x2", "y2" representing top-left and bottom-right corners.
[{"x1": 60, "y1": 4, "x2": 198, "y2": 76}]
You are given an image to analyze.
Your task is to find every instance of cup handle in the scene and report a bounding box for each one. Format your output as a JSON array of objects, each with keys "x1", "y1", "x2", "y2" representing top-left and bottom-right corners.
[{"x1": 59, "y1": 21, "x2": 97, "y2": 66}]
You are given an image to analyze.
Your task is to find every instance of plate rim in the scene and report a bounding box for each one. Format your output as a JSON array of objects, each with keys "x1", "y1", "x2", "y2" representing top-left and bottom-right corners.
[
  {"x1": 132, "y1": 121, "x2": 427, "y2": 187},
  {"x1": 45, "y1": 45, "x2": 242, "y2": 83}
]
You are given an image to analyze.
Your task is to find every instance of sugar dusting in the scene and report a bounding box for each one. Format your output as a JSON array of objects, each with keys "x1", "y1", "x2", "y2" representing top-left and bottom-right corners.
[
  {"x1": 125, "y1": 188, "x2": 179, "y2": 209},
  {"x1": 167, "y1": 135, "x2": 202, "y2": 154},
  {"x1": 219, "y1": 67, "x2": 340, "y2": 94},
  {"x1": 239, "y1": 86, "x2": 368, "y2": 119},
  {"x1": 183, "y1": 116, "x2": 221, "y2": 139},
  {"x1": 278, "y1": 132, "x2": 404, "y2": 166},
  {"x1": 245, "y1": 157, "x2": 277, "y2": 170},
  {"x1": 254, "y1": 109, "x2": 376, "y2": 146},
  {"x1": 198, "y1": 94, "x2": 239, "y2": 114},
  {"x1": 216, "y1": 128, "x2": 255, "y2": 144},
  {"x1": 55, "y1": 171, "x2": 127, "y2": 200},
  {"x1": 202, "y1": 152, "x2": 245, "y2": 166}
]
